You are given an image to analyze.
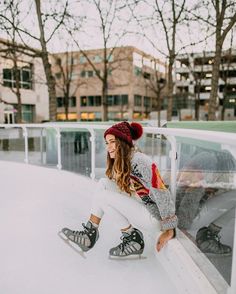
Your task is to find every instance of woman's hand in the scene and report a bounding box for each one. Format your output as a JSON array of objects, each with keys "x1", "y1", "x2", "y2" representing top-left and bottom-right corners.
[{"x1": 156, "y1": 229, "x2": 174, "y2": 252}]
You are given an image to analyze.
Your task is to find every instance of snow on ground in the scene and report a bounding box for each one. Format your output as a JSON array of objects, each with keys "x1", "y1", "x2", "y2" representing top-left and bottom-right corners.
[{"x1": 0, "y1": 161, "x2": 177, "y2": 294}]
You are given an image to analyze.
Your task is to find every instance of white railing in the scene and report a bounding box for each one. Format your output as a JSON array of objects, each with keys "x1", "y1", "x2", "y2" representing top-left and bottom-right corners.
[
  {"x1": 0, "y1": 122, "x2": 236, "y2": 294},
  {"x1": 1, "y1": 122, "x2": 236, "y2": 195}
]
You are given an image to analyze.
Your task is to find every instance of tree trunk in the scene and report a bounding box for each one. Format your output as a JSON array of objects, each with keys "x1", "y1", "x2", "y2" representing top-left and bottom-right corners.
[
  {"x1": 208, "y1": 40, "x2": 222, "y2": 120},
  {"x1": 35, "y1": 0, "x2": 57, "y2": 121},
  {"x1": 195, "y1": 81, "x2": 200, "y2": 121},
  {"x1": 13, "y1": 59, "x2": 22, "y2": 123},
  {"x1": 101, "y1": 82, "x2": 108, "y2": 121},
  {"x1": 167, "y1": 58, "x2": 174, "y2": 121},
  {"x1": 101, "y1": 50, "x2": 108, "y2": 121}
]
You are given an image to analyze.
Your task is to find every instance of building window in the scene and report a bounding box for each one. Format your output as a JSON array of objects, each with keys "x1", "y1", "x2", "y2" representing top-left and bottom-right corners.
[
  {"x1": 80, "y1": 112, "x2": 101, "y2": 121},
  {"x1": 94, "y1": 96, "x2": 101, "y2": 106},
  {"x1": 57, "y1": 97, "x2": 64, "y2": 108},
  {"x1": 107, "y1": 54, "x2": 113, "y2": 62},
  {"x1": 94, "y1": 55, "x2": 102, "y2": 63},
  {"x1": 80, "y1": 70, "x2": 98, "y2": 78},
  {"x1": 121, "y1": 95, "x2": 128, "y2": 105},
  {"x1": 81, "y1": 96, "x2": 87, "y2": 106},
  {"x1": 88, "y1": 96, "x2": 94, "y2": 106},
  {"x1": 88, "y1": 71, "x2": 94, "y2": 77},
  {"x1": 13, "y1": 104, "x2": 34, "y2": 123},
  {"x1": 80, "y1": 71, "x2": 86, "y2": 77},
  {"x1": 3, "y1": 66, "x2": 33, "y2": 89},
  {"x1": 134, "y1": 66, "x2": 142, "y2": 76},
  {"x1": 134, "y1": 95, "x2": 142, "y2": 106},
  {"x1": 106, "y1": 95, "x2": 128, "y2": 106},
  {"x1": 57, "y1": 113, "x2": 77, "y2": 121},
  {"x1": 69, "y1": 96, "x2": 76, "y2": 107},
  {"x1": 80, "y1": 96, "x2": 102, "y2": 107},
  {"x1": 143, "y1": 72, "x2": 151, "y2": 80},
  {"x1": 57, "y1": 96, "x2": 77, "y2": 108},
  {"x1": 144, "y1": 96, "x2": 151, "y2": 107},
  {"x1": 79, "y1": 56, "x2": 86, "y2": 64}
]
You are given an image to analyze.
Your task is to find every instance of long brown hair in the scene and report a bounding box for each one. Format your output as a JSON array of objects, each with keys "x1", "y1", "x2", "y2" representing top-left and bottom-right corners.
[{"x1": 106, "y1": 138, "x2": 133, "y2": 195}]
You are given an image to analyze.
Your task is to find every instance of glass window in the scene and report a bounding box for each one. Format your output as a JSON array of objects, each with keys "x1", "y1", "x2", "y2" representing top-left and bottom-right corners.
[
  {"x1": 114, "y1": 95, "x2": 121, "y2": 105},
  {"x1": 94, "y1": 55, "x2": 102, "y2": 63},
  {"x1": 79, "y1": 56, "x2": 86, "y2": 64},
  {"x1": 121, "y1": 95, "x2": 128, "y2": 105},
  {"x1": 80, "y1": 71, "x2": 86, "y2": 78},
  {"x1": 107, "y1": 95, "x2": 113, "y2": 106},
  {"x1": 88, "y1": 71, "x2": 93, "y2": 77},
  {"x1": 88, "y1": 96, "x2": 94, "y2": 106},
  {"x1": 3, "y1": 68, "x2": 12, "y2": 80},
  {"x1": 94, "y1": 96, "x2": 101, "y2": 106},
  {"x1": 80, "y1": 96, "x2": 87, "y2": 106},
  {"x1": 134, "y1": 95, "x2": 142, "y2": 106},
  {"x1": 144, "y1": 96, "x2": 151, "y2": 107},
  {"x1": 22, "y1": 104, "x2": 34, "y2": 122},
  {"x1": 69, "y1": 96, "x2": 76, "y2": 107},
  {"x1": 57, "y1": 97, "x2": 64, "y2": 108},
  {"x1": 107, "y1": 54, "x2": 113, "y2": 62},
  {"x1": 134, "y1": 66, "x2": 142, "y2": 76},
  {"x1": 143, "y1": 72, "x2": 151, "y2": 79},
  {"x1": 2, "y1": 66, "x2": 33, "y2": 89}
]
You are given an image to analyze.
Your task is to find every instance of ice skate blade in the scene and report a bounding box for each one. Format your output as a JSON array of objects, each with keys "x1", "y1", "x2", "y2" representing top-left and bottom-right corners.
[
  {"x1": 109, "y1": 254, "x2": 147, "y2": 260},
  {"x1": 58, "y1": 231, "x2": 87, "y2": 259}
]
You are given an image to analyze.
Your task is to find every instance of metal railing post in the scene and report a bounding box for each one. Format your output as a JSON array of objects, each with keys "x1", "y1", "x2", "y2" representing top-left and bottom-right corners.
[
  {"x1": 55, "y1": 127, "x2": 62, "y2": 170},
  {"x1": 40, "y1": 128, "x2": 44, "y2": 165},
  {"x1": 89, "y1": 129, "x2": 96, "y2": 180},
  {"x1": 167, "y1": 135, "x2": 177, "y2": 200},
  {"x1": 22, "y1": 127, "x2": 29, "y2": 164}
]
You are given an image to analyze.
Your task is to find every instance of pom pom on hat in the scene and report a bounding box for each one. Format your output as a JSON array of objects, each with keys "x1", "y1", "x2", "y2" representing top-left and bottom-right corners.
[
  {"x1": 104, "y1": 121, "x2": 143, "y2": 146},
  {"x1": 130, "y1": 122, "x2": 143, "y2": 140}
]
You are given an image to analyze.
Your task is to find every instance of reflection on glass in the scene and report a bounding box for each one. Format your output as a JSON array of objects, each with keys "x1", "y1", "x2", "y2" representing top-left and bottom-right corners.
[{"x1": 176, "y1": 146, "x2": 236, "y2": 285}]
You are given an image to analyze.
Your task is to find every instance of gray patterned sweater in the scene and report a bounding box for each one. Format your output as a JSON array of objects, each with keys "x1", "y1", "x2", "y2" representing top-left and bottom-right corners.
[{"x1": 130, "y1": 151, "x2": 178, "y2": 231}]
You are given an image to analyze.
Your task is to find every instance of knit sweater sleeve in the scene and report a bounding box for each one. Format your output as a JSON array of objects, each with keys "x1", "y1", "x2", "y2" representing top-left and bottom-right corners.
[{"x1": 131, "y1": 152, "x2": 178, "y2": 231}]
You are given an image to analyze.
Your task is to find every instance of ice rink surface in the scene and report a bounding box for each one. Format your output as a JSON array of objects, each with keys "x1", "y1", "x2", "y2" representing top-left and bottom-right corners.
[{"x1": 0, "y1": 161, "x2": 177, "y2": 294}]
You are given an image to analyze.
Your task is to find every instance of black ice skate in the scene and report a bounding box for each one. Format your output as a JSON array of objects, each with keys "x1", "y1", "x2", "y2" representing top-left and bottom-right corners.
[
  {"x1": 59, "y1": 221, "x2": 99, "y2": 253},
  {"x1": 196, "y1": 226, "x2": 232, "y2": 256},
  {"x1": 109, "y1": 228, "x2": 145, "y2": 259}
]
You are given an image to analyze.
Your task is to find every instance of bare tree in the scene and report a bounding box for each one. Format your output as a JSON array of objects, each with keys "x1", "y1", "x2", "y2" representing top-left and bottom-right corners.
[
  {"x1": 68, "y1": 0, "x2": 133, "y2": 121},
  {"x1": 188, "y1": 0, "x2": 236, "y2": 120},
  {"x1": 143, "y1": 59, "x2": 167, "y2": 126},
  {"x1": 0, "y1": 0, "x2": 73, "y2": 121},
  {"x1": 52, "y1": 51, "x2": 86, "y2": 121},
  {"x1": 154, "y1": 0, "x2": 187, "y2": 121},
  {"x1": 33, "y1": 0, "x2": 71, "y2": 121},
  {"x1": 220, "y1": 35, "x2": 234, "y2": 121},
  {"x1": 132, "y1": 0, "x2": 187, "y2": 121},
  {"x1": 0, "y1": 0, "x2": 27, "y2": 123}
]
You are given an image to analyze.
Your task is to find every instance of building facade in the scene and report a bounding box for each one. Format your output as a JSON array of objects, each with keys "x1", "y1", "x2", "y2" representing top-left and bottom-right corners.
[
  {"x1": 51, "y1": 46, "x2": 166, "y2": 121},
  {"x1": 0, "y1": 39, "x2": 49, "y2": 123},
  {"x1": 175, "y1": 49, "x2": 236, "y2": 120}
]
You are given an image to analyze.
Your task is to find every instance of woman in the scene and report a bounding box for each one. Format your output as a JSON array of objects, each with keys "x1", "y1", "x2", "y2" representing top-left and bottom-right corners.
[{"x1": 61, "y1": 121, "x2": 177, "y2": 258}]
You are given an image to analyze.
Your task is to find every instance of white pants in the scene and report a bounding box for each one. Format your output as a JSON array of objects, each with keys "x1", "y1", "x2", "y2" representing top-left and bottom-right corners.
[{"x1": 90, "y1": 178, "x2": 161, "y2": 234}]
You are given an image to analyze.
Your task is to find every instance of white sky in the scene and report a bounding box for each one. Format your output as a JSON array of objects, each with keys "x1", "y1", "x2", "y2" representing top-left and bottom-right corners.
[
  {"x1": 0, "y1": 0, "x2": 235, "y2": 60},
  {"x1": 0, "y1": 161, "x2": 177, "y2": 294}
]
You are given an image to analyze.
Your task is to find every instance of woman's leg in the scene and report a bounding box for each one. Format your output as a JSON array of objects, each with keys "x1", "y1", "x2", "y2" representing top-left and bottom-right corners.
[{"x1": 90, "y1": 178, "x2": 160, "y2": 233}]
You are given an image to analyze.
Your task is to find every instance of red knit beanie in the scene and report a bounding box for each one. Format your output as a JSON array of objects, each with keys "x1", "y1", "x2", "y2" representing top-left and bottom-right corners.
[{"x1": 104, "y1": 121, "x2": 143, "y2": 147}]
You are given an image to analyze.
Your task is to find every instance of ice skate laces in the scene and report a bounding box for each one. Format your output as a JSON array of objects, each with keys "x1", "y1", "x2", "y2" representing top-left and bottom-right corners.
[{"x1": 118, "y1": 234, "x2": 131, "y2": 252}]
